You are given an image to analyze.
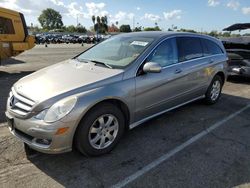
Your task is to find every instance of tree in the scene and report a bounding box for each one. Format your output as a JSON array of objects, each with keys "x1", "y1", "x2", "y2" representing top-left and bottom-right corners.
[
  {"x1": 92, "y1": 15, "x2": 108, "y2": 34},
  {"x1": 92, "y1": 15, "x2": 96, "y2": 25},
  {"x1": 208, "y1": 30, "x2": 219, "y2": 37},
  {"x1": 133, "y1": 26, "x2": 142, "y2": 32},
  {"x1": 177, "y1": 28, "x2": 197, "y2": 33},
  {"x1": 120, "y1": 25, "x2": 132, "y2": 32},
  {"x1": 38, "y1": 8, "x2": 63, "y2": 30},
  {"x1": 76, "y1": 24, "x2": 87, "y2": 33},
  {"x1": 65, "y1": 24, "x2": 87, "y2": 33},
  {"x1": 144, "y1": 26, "x2": 161, "y2": 31},
  {"x1": 66, "y1": 25, "x2": 76, "y2": 33},
  {"x1": 221, "y1": 32, "x2": 231, "y2": 37}
]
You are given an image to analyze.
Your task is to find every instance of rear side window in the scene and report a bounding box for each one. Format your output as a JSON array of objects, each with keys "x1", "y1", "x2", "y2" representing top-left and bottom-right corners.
[
  {"x1": 177, "y1": 37, "x2": 203, "y2": 62},
  {"x1": 201, "y1": 38, "x2": 223, "y2": 56},
  {"x1": 0, "y1": 17, "x2": 15, "y2": 34}
]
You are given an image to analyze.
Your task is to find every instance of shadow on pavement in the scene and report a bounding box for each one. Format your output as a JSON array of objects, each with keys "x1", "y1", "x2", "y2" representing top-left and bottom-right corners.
[
  {"x1": 227, "y1": 75, "x2": 250, "y2": 85},
  {"x1": 0, "y1": 58, "x2": 26, "y2": 66},
  {"x1": 26, "y1": 93, "x2": 250, "y2": 188}
]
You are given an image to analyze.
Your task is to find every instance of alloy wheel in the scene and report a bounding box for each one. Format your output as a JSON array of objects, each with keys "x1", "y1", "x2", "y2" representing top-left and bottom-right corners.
[{"x1": 88, "y1": 114, "x2": 119, "y2": 150}]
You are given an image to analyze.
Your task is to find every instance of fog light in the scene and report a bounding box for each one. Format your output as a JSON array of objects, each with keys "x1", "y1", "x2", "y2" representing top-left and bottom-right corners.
[{"x1": 35, "y1": 138, "x2": 51, "y2": 145}]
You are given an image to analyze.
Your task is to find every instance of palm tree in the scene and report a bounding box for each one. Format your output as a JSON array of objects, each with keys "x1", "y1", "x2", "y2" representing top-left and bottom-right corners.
[
  {"x1": 92, "y1": 15, "x2": 95, "y2": 25},
  {"x1": 96, "y1": 16, "x2": 101, "y2": 25},
  {"x1": 101, "y1": 16, "x2": 105, "y2": 24},
  {"x1": 92, "y1": 15, "x2": 109, "y2": 35}
]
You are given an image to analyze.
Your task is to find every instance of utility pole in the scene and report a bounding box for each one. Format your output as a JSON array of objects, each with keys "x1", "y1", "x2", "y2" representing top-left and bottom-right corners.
[{"x1": 133, "y1": 16, "x2": 135, "y2": 30}]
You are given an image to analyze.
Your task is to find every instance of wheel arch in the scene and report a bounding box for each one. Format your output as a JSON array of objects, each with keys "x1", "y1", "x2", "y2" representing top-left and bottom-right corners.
[
  {"x1": 215, "y1": 71, "x2": 226, "y2": 85},
  {"x1": 72, "y1": 98, "x2": 131, "y2": 148}
]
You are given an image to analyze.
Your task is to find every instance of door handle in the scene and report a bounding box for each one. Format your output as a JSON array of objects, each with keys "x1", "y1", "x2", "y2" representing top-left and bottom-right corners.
[{"x1": 175, "y1": 69, "x2": 182, "y2": 74}]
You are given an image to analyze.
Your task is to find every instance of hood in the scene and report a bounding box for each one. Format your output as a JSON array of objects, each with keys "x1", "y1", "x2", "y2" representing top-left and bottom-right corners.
[{"x1": 14, "y1": 59, "x2": 123, "y2": 102}]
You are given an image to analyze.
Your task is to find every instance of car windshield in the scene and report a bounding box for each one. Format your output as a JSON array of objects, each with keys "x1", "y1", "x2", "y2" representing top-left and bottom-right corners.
[{"x1": 77, "y1": 35, "x2": 155, "y2": 69}]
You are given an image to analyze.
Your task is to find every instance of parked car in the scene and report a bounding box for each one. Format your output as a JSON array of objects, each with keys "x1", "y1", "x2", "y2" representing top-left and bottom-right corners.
[
  {"x1": 61, "y1": 34, "x2": 75, "y2": 43},
  {"x1": 222, "y1": 37, "x2": 250, "y2": 77},
  {"x1": 222, "y1": 23, "x2": 250, "y2": 77},
  {"x1": 79, "y1": 35, "x2": 90, "y2": 43},
  {"x1": 5, "y1": 32, "x2": 228, "y2": 156}
]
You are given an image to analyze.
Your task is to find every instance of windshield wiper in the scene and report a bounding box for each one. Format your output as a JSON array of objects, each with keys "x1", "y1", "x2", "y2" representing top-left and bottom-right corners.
[
  {"x1": 75, "y1": 58, "x2": 88, "y2": 63},
  {"x1": 90, "y1": 60, "x2": 113, "y2": 69}
]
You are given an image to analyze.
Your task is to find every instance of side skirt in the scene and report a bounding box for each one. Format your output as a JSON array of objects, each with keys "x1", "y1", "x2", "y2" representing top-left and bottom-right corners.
[{"x1": 129, "y1": 95, "x2": 205, "y2": 129}]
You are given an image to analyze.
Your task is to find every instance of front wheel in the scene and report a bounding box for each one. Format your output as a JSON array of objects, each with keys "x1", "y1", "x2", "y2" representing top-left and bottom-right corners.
[
  {"x1": 75, "y1": 103, "x2": 125, "y2": 156},
  {"x1": 204, "y1": 75, "x2": 223, "y2": 105}
]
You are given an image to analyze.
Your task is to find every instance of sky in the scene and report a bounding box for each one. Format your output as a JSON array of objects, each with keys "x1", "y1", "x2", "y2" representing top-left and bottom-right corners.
[{"x1": 1, "y1": 0, "x2": 250, "y2": 33}]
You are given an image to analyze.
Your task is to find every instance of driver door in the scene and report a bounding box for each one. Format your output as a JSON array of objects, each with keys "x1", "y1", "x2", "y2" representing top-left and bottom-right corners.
[{"x1": 135, "y1": 38, "x2": 187, "y2": 122}]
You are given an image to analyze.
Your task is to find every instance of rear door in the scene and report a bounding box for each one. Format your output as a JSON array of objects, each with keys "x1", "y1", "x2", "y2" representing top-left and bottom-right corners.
[
  {"x1": 176, "y1": 36, "x2": 209, "y2": 98},
  {"x1": 200, "y1": 38, "x2": 226, "y2": 83}
]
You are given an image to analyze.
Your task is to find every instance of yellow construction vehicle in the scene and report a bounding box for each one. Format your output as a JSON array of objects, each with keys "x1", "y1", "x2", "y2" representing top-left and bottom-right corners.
[{"x1": 0, "y1": 7, "x2": 35, "y2": 62}]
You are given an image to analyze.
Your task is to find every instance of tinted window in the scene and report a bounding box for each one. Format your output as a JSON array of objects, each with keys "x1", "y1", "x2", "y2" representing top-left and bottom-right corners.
[
  {"x1": 201, "y1": 38, "x2": 223, "y2": 56},
  {"x1": 0, "y1": 17, "x2": 15, "y2": 34},
  {"x1": 177, "y1": 37, "x2": 203, "y2": 62},
  {"x1": 147, "y1": 38, "x2": 178, "y2": 67}
]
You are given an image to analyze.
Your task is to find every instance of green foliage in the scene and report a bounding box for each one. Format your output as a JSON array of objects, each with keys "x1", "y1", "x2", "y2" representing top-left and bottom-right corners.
[
  {"x1": 64, "y1": 25, "x2": 87, "y2": 33},
  {"x1": 66, "y1": 25, "x2": 76, "y2": 33},
  {"x1": 144, "y1": 26, "x2": 161, "y2": 31},
  {"x1": 177, "y1": 28, "x2": 197, "y2": 33},
  {"x1": 133, "y1": 26, "x2": 142, "y2": 32},
  {"x1": 208, "y1": 30, "x2": 219, "y2": 37},
  {"x1": 119, "y1": 25, "x2": 132, "y2": 32},
  {"x1": 38, "y1": 8, "x2": 63, "y2": 30},
  {"x1": 221, "y1": 32, "x2": 231, "y2": 37}
]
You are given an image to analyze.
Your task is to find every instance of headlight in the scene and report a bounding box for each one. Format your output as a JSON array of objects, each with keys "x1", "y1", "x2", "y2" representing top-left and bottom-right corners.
[{"x1": 35, "y1": 97, "x2": 77, "y2": 123}]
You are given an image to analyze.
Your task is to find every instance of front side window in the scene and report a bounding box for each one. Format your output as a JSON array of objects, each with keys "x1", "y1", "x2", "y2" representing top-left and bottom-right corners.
[
  {"x1": 147, "y1": 38, "x2": 178, "y2": 67},
  {"x1": 77, "y1": 35, "x2": 154, "y2": 69},
  {"x1": 177, "y1": 37, "x2": 203, "y2": 62},
  {"x1": 0, "y1": 17, "x2": 15, "y2": 34}
]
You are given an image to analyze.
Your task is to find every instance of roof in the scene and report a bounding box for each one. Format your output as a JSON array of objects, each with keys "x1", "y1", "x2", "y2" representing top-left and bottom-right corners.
[
  {"x1": 0, "y1": 7, "x2": 20, "y2": 17},
  {"x1": 223, "y1": 23, "x2": 250, "y2": 31},
  {"x1": 117, "y1": 31, "x2": 208, "y2": 40}
]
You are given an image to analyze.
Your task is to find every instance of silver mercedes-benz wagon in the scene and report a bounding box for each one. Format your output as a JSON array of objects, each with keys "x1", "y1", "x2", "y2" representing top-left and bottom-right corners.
[{"x1": 6, "y1": 32, "x2": 228, "y2": 156}]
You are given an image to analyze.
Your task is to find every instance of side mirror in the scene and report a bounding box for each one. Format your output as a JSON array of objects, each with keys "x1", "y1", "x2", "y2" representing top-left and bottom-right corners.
[{"x1": 143, "y1": 62, "x2": 162, "y2": 73}]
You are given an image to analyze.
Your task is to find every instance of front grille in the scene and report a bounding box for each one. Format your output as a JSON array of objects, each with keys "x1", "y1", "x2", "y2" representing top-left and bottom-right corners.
[{"x1": 8, "y1": 88, "x2": 35, "y2": 116}]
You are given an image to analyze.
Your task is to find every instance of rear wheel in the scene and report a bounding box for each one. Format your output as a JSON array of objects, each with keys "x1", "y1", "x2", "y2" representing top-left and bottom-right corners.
[
  {"x1": 75, "y1": 103, "x2": 125, "y2": 156},
  {"x1": 204, "y1": 75, "x2": 223, "y2": 105}
]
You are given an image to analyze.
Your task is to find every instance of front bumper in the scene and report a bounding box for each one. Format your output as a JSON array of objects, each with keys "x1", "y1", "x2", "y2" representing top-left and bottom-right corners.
[{"x1": 5, "y1": 110, "x2": 75, "y2": 154}]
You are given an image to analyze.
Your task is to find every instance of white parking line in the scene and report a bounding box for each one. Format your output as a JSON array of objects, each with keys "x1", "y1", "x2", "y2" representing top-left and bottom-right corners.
[{"x1": 111, "y1": 104, "x2": 250, "y2": 188}]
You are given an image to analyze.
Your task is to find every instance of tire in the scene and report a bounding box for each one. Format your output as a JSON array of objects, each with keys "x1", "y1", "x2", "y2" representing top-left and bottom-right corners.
[
  {"x1": 75, "y1": 103, "x2": 125, "y2": 156},
  {"x1": 204, "y1": 75, "x2": 223, "y2": 105}
]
